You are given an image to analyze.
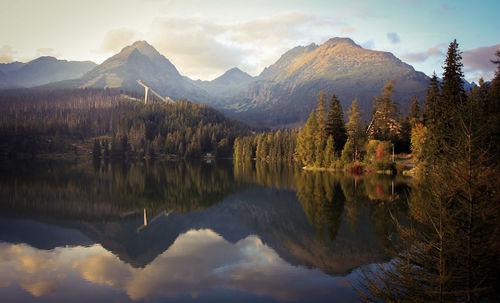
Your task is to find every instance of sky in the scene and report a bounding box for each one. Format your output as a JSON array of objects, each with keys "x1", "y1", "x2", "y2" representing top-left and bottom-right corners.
[{"x1": 0, "y1": 0, "x2": 498, "y2": 82}]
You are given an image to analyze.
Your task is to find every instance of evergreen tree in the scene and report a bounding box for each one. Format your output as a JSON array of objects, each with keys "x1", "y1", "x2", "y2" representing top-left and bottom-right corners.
[
  {"x1": 316, "y1": 91, "x2": 327, "y2": 143},
  {"x1": 441, "y1": 39, "x2": 466, "y2": 108},
  {"x1": 344, "y1": 99, "x2": 365, "y2": 162},
  {"x1": 326, "y1": 93, "x2": 347, "y2": 153},
  {"x1": 371, "y1": 80, "x2": 400, "y2": 141},
  {"x1": 295, "y1": 110, "x2": 318, "y2": 166},
  {"x1": 424, "y1": 73, "x2": 441, "y2": 125},
  {"x1": 409, "y1": 96, "x2": 422, "y2": 126},
  {"x1": 315, "y1": 91, "x2": 327, "y2": 166},
  {"x1": 323, "y1": 135, "x2": 335, "y2": 167}
]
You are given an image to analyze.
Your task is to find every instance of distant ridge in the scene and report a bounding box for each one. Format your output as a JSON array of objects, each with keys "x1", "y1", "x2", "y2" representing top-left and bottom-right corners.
[{"x1": 0, "y1": 57, "x2": 96, "y2": 89}]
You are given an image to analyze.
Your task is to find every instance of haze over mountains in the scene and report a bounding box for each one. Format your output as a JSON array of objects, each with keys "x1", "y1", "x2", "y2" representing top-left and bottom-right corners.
[
  {"x1": 0, "y1": 57, "x2": 95, "y2": 89},
  {"x1": 0, "y1": 38, "x2": 434, "y2": 127}
]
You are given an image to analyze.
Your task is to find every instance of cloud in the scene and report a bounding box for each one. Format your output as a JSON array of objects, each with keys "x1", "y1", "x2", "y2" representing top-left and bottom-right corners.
[
  {"x1": 36, "y1": 48, "x2": 62, "y2": 58},
  {"x1": 147, "y1": 12, "x2": 341, "y2": 80},
  {"x1": 401, "y1": 45, "x2": 445, "y2": 63},
  {"x1": 462, "y1": 44, "x2": 500, "y2": 73},
  {"x1": 340, "y1": 26, "x2": 356, "y2": 34},
  {"x1": 462, "y1": 44, "x2": 499, "y2": 82},
  {"x1": 0, "y1": 45, "x2": 16, "y2": 63},
  {"x1": 98, "y1": 28, "x2": 137, "y2": 53},
  {"x1": 387, "y1": 32, "x2": 400, "y2": 44}
]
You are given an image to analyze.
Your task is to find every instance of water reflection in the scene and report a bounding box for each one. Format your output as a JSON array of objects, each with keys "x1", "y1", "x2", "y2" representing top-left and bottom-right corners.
[{"x1": 0, "y1": 159, "x2": 410, "y2": 302}]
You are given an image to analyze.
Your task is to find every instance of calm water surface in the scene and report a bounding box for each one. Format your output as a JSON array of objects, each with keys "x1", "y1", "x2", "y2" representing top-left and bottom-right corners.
[{"x1": 0, "y1": 160, "x2": 410, "y2": 302}]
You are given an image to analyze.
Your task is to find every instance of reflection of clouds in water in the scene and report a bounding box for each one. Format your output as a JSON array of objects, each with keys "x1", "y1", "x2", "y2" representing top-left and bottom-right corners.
[
  {"x1": 73, "y1": 253, "x2": 133, "y2": 288},
  {"x1": 72, "y1": 229, "x2": 338, "y2": 301},
  {"x1": 0, "y1": 243, "x2": 58, "y2": 273},
  {"x1": 0, "y1": 242, "x2": 66, "y2": 297},
  {"x1": 19, "y1": 277, "x2": 60, "y2": 297},
  {"x1": 0, "y1": 230, "x2": 351, "y2": 301}
]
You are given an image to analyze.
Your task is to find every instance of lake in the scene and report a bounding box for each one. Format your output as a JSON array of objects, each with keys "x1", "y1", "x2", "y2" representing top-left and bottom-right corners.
[{"x1": 0, "y1": 159, "x2": 410, "y2": 302}]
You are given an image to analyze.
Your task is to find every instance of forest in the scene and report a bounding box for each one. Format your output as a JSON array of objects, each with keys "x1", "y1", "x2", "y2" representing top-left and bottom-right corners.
[{"x1": 0, "y1": 88, "x2": 252, "y2": 159}]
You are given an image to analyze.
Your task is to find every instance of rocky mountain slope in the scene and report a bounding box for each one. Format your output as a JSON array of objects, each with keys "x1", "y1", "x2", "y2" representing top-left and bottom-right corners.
[{"x1": 223, "y1": 38, "x2": 430, "y2": 126}]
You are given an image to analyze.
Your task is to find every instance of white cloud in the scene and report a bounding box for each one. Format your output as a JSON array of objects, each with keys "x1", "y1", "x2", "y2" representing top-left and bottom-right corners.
[
  {"x1": 147, "y1": 12, "x2": 341, "y2": 80},
  {"x1": 0, "y1": 45, "x2": 16, "y2": 63},
  {"x1": 36, "y1": 48, "x2": 62, "y2": 58},
  {"x1": 98, "y1": 28, "x2": 137, "y2": 54},
  {"x1": 401, "y1": 44, "x2": 445, "y2": 63}
]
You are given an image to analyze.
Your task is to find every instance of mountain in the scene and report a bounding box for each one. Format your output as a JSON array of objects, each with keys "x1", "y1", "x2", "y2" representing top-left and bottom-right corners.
[
  {"x1": 221, "y1": 37, "x2": 430, "y2": 127},
  {"x1": 193, "y1": 67, "x2": 254, "y2": 99},
  {"x1": 0, "y1": 57, "x2": 96, "y2": 89},
  {"x1": 73, "y1": 41, "x2": 210, "y2": 102},
  {"x1": 0, "y1": 61, "x2": 26, "y2": 73}
]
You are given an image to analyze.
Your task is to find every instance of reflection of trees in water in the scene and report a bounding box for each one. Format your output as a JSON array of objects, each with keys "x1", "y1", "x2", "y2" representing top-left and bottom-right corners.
[
  {"x1": 0, "y1": 160, "x2": 244, "y2": 220},
  {"x1": 296, "y1": 172, "x2": 345, "y2": 242},
  {"x1": 295, "y1": 170, "x2": 409, "y2": 246},
  {"x1": 233, "y1": 160, "x2": 299, "y2": 190},
  {"x1": 2, "y1": 159, "x2": 409, "y2": 250}
]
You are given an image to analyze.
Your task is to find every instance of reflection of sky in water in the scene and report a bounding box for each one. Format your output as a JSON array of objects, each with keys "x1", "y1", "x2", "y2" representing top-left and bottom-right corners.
[{"x1": 0, "y1": 229, "x2": 364, "y2": 302}]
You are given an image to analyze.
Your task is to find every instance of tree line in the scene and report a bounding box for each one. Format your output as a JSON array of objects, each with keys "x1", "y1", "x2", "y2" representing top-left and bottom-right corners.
[{"x1": 0, "y1": 88, "x2": 252, "y2": 159}]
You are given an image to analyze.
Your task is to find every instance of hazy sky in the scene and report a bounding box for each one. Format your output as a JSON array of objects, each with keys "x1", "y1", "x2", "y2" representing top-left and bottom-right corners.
[{"x1": 1, "y1": 0, "x2": 498, "y2": 82}]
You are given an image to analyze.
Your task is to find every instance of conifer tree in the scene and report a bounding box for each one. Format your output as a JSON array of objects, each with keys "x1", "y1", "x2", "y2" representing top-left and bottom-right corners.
[
  {"x1": 344, "y1": 99, "x2": 365, "y2": 162},
  {"x1": 424, "y1": 73, "x2": 441, "y2": 126},
  {"x1": 441, "y1": 39, "x2": 466, "y2": 108},
  {"x1": 371, "y1": 80, "x2": 399, "y2": 141},
  {"x1": 323, "y1": 135, "x2": 335, "y2": 167},
  {"x1": 409, "y1": 96, "x2": 422, "y2": 126},
  {"x1": 295, "y1": 110, "x2": 318, "y2": 166},
  {"x1": 315, "y1": 91, "x2": 327, "y2": 166},
  {"x1": 326, "y1": 93, "x2": 347, "y2": 153}
]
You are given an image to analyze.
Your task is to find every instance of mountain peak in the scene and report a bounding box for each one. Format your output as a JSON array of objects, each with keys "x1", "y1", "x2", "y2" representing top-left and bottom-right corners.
[
  {"x1": 324, "y1": 37, "x2": 359, "y2": 47},
  {"x1": 212, "y1": 67, "x2": 253, "y2": 85},
  {"x1": 118, "y1": 40, "x2": 161, "y2": 60}
]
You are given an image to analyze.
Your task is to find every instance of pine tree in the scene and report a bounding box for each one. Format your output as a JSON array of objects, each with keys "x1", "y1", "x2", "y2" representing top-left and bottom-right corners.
[
  {"x1": 424, "y1": 73, "x2": 441, "y2": 126},
  {"x1": 326, "y1": 93, "x2": 347, "y2": 153},
  {"x1": 324, "y1": 135, "x2": 335, "y2": 168},
  {"x1": 409, "y1": 96, "x2": 422, "y2": 126},
  {"x1": 295, "y1": 110, "x2": 318, "y2": 166},
  {"x1": 314, "y1": 91, "x2": 327, "y2": 166},
  {"x1": 371, "y1": 80, "x2": 399, "y2": 141},
  {"x1": 344, "y1": 99, "x2": 365, "y2": 162},
  {"x1": 441, "y1": 39, "x2": 466, "y2": 108}
]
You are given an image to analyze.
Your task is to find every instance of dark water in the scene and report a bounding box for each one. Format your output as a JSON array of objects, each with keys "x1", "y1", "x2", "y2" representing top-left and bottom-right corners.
[{"x1": 0, "y1": 159, "x2": 410, "y2": 302}]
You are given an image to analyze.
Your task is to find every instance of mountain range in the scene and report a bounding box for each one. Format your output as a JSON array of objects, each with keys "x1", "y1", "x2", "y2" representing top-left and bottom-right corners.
[
  {"x1": 0, "y1": 38, "x2": 436, "y2": 127},
  {"x1": 0, "y1": 56, "x2": 96, "y2": 89}
]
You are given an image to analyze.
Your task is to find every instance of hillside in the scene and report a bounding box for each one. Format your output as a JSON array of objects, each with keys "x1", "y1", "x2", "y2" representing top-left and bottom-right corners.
[
  {"x1": 75, "y1": 41, "x2": 210, "y2": 103},
  {"x1": 0, "y1": 88, "x2": 251, "y2": 158},
  {"x1": 223, "y1": 38, "x2": 430, "y2": 126}
]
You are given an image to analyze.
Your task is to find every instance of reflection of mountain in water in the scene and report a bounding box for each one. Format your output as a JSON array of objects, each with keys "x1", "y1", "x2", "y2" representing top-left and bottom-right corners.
[{"x1": 0, "y1": 160, "x2": 409, "y2": 276}]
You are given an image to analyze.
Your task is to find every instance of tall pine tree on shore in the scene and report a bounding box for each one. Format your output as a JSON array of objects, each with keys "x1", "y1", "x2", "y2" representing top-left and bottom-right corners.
[
  {"x1": 315, "y1": 91, "x2": 327, "y2": 166},
  {"x1": 343, "y1": 99, "x2": 365, "y2": 162},
  {"x1": 325, "y1": 93, "x2": 347, "y2": 153},
  {"x1": 370, "y1": 80, "x2": 399, "y2": 141}
]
